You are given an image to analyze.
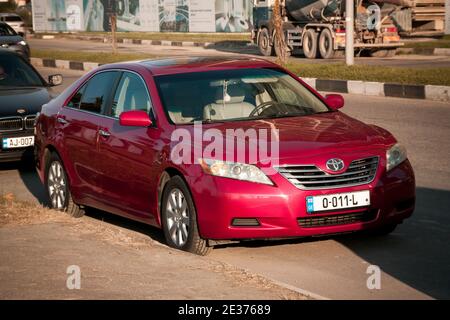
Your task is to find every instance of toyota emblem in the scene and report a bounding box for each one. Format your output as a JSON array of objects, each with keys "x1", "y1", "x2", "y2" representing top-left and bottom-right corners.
[{"x1": 326, "y1": 158, "x2": 345, "y2": 172}]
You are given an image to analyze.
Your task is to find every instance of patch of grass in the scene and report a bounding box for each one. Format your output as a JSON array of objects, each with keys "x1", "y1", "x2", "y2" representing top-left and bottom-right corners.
[
  {"x1": 286, "y1": 62, "x2": 450, "y2": 86},
  {"x1": 32, "y1": 49, "x2": 159, "y2": 64},
  {"x1": 37, "y1": 31, "x2": 251, "y2": 43},
  {"x1": 31, "y1": 49, "x2": 450, "y2": 86}
]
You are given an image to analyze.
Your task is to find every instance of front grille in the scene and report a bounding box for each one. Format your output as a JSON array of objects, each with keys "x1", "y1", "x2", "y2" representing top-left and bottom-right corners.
[
  {"x1": 277, "y1": 156, "x2": 379, "y2": 190},
  {"x1": 0, "y1": 117, "x2": 23, "y2": 132},
  {"x1": 298, "y1": 210, "x2": 378, "y2": 228},
  {"x1": 24, "y1": 115, "x2": 36, "y2": 130}
]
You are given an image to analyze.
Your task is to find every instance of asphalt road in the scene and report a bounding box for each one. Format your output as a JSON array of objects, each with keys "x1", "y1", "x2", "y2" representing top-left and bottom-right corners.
[
  {"x1": 29, "y1": 38, "x2": 450, "y2": 68},
  {"x1": 1, "y1": 67, "x2": 449, "y2": 299}
]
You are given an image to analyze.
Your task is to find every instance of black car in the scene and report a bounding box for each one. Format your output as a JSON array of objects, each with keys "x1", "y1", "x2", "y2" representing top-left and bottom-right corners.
[
  {"x1": 0, "y1": 49, "x2": 62, "y2": 162},
  {"x1": 0, "y1": 21, "x2": 29, "y2": 60}
]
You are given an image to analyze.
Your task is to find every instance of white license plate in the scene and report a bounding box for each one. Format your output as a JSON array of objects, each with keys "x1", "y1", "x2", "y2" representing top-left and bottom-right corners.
[
  {"x1": 2, "y1": 136, "x2": 35, "y2": 149},
  {"x1": 306, "y1": 190, "x2": 370, "y2": 213}
]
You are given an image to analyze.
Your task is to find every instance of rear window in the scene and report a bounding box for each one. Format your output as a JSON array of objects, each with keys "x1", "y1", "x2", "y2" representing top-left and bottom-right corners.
[{"x1": 4, "y1": 16, "x2": 23, "y2": 22}]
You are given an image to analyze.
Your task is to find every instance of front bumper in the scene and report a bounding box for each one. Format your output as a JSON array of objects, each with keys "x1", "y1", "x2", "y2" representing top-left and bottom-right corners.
[
  {"x1": 0, "y1": 130, "x2": 34, "y2": 162},
  {"x1": 189, "y1": 160, "x2": 415, "y2": 240}
]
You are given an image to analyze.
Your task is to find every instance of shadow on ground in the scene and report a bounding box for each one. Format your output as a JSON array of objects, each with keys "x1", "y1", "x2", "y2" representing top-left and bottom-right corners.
[
  {"x1": 0, "y1": 160, "x2": 48, "y2": 206},
  {"x1": 4, "y1": 159, "x2": 449, "y2": 298}
]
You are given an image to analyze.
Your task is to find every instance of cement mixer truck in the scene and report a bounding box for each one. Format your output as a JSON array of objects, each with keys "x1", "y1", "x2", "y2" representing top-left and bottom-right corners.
[{"x1": 251, "y1": 0, "x2": 404, "y2": 59}]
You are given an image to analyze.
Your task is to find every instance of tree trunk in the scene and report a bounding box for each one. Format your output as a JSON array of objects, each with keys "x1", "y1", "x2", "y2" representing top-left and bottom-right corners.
[
  {"x1": 111, "y1": 15, "x2": 117, "y2": 55},
  {"x1": 272, "y1": 0, "x2": 288, "y2": 65}
]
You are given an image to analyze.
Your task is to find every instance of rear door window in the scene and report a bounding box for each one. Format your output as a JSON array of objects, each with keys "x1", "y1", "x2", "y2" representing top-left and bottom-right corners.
[{"x1": 111, "y1": 72, "x2": 152, "y2": 118}]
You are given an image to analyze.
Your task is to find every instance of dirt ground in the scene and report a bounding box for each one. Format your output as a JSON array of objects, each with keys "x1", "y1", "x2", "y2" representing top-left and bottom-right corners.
[{"x1": 0, "y1": 194, "x2": 307, "y2": 300}]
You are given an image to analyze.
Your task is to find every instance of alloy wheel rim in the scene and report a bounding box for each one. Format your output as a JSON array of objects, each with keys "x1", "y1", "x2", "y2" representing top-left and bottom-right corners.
[
  {"x1": 48, "y1": 161, "x2": 66, "y2": 210},
  {"x1": 165, "y1": 188, "x2": 190, "y2": 247}
]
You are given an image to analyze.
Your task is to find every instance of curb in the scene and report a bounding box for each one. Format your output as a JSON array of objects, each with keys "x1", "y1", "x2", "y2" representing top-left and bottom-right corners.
[
  {"x1": 31, "y1": 57, "x2": 101, "y2": 72},
  {"x1": 302, "y1": 77, "x2": 450, "y2": 102},
  {"x1": 31, "y1": 57, "x2": 450, "y2": 102},
  {"x1": 30, "y1": 34, "x2": 250, "y2": 49},
  {"x1": 397, "y1": 47, "x2": 450, "y2": 56}
]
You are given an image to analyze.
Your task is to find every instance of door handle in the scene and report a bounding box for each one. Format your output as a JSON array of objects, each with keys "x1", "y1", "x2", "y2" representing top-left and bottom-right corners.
[
  {"x1": 57, "y1": 117, "x2": 68, "y2": 125},
  {"x1": 98, "y1": 129, "x2": 111, "y2": 138}
]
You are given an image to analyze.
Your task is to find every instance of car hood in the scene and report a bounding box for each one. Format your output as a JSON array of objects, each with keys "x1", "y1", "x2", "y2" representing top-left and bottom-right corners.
[
  {"x1": 0, "y1": 35, "x2": 22, "y2": 45},
  {"x1": 183, "y1": 111, "x2": 396, "y2": 165},
  {"x1": 0, "y1": 87, "x2": 53, "y2": 117}
]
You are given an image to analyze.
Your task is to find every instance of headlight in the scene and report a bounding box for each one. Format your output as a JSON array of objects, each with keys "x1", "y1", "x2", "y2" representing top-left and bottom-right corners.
[
  {"x1": 386, "y1": 143, "x2": 407, "y2": 171},
  {"x1": 18, "y1": 40, "x2": 27, "y2": 46},
  {"x1": 199, "y1": 159, "x2": 273, "y2": 185}
]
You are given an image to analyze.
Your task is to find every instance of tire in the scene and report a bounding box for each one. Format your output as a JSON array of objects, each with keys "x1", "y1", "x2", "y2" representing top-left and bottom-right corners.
[
  {"x1": 366, "y1": 223, "x2": 398, "y2": 236},
  {"x1": 45, "y1": 152, "x2": 84, "y2": 218},
  {"x1": 302, "y1": 29, "x2": 318, "y2": 59},
  {"x1": 318, "y1": 28, "x2": 336, "y2": 59},
  {"x1": 369, "y1": 49, "x2": 396, "y2": 58},
  {"x1": 258, "y1": 28, "x2": 274, "y2": 57},
  {"x1": 274, "y1": 32, "x2": 292, "y2": 58},
  {"x1": 161, "y1": 176, "x2": 211, "y2": 256}
]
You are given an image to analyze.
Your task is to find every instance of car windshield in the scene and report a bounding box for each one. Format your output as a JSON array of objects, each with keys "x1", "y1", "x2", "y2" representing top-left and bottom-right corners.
[
  {"x1": 0, "y1": 53, "x2": 45, "y2": 87},
  {"x1": 155, "y1": 68, "x2": 330, "y2": 124},
  {"x1": 0, "y1": 24, "x2": 16, "y2": 36}
]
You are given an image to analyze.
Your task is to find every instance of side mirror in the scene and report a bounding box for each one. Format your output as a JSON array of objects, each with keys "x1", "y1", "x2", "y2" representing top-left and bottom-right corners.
[
  {"x1": 325, "y1": 94, "x2": 344, "y2": 110},
  {"x1": 48, "y1": 74, "x2": 63, "y2": 86},
  {"x1": 119, "y1": 110, "x2": 152, "y2": 127}
]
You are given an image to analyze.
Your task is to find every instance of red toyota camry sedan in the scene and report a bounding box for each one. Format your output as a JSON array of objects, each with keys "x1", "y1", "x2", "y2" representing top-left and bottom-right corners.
[{"x1": 35, "y1": 57, "x2": 415, "y2": 255}]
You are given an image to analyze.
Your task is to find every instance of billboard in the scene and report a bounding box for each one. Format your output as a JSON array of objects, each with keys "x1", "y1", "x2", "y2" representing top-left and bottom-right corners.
[{"x1": 31, "y1": 0, "x2": 254, "y2": 33}]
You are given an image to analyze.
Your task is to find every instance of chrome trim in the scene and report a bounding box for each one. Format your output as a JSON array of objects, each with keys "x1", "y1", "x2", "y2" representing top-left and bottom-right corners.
[
  {"x1": 0, "y1": 116, "x2": 24, "y2": 132},
  {"x1": 276, "y1": 156, "x2": 380, "y2": 190},
  {"x1": 24, "y1": 115, "x2": 37, "y2": 129},
  {"x1": 63, "y1": 68, "x2": 157, "y2": 124}
]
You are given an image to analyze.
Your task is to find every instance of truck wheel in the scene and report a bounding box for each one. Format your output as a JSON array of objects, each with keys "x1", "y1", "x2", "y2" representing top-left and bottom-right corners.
[
  {"x1": 274, "y1": 33, "x2": 292, "y2": 58},
  {"x1": 302, "y1": 29, "x2": 318, "y2": 59},
  {"x1": 258, "y1": 28, "x2": 274, "y2": 57},
  {"x1": 370, "y1": 49, "x2": 396, "y2": 58},
  {"x1": 161, "y1": 176, "x2": 212, "y2": 256},
  {"x1": 318, "y1": 29, "x2": 335, "y2": 59}
]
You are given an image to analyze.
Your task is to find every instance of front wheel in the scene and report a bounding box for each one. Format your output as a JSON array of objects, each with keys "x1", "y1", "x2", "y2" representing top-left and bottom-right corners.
[
  {"x1": 161, "y1": 176, "x2": 211, "y2": 255},
  {"x1": 45, "y1": 153, "x2": 84, "y2": 218},
  {"x1": 258, "y1": 28, "x2": 274, "y2": 57}
]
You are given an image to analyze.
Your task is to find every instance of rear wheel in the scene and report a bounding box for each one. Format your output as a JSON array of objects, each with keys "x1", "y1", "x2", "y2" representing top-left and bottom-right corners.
[
  {"x1": 258, "y1": 28, "x2": 274, "y2": 57},
  {"x1": 45, "y1": 153, "x2": 84, "y2": 218},
  {"x1": 302, "y1": 29, "x2": 318, "y2": 59},
  {"x1": 161, "y1": 176, "x2": 211, "y2": 256},
  {"x1": 318, "y1": 28, "x2": 336, "y2": 59}
]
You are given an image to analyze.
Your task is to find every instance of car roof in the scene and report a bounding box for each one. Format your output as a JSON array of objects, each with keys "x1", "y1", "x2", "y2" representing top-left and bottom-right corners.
[{"x1": 106, "y1": 56, "x2": 280, "y2": 76}]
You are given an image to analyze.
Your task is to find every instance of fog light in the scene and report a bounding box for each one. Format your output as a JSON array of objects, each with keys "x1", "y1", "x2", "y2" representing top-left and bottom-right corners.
[{"x1": 231, "y1": 218, "x2": 260, "y2": 227}]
